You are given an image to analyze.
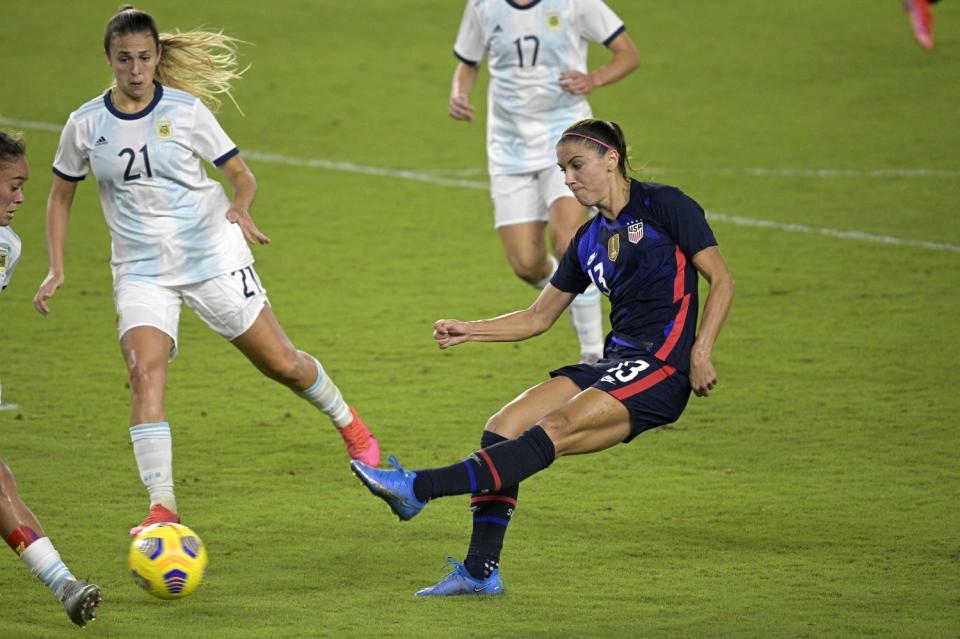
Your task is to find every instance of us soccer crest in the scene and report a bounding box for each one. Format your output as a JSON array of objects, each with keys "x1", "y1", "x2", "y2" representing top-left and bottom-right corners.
[
  {"x1": 607, "y1": 233, "x2": 620, "y2": 261},
  {"x1": 627, "y1": 221, "x2": 644, "y2": 244},
  {"x1": 156, "y1": 121, "x2": 173, "y2": 140}
]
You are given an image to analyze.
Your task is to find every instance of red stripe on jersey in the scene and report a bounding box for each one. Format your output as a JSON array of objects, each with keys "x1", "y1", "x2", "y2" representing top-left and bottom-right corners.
[
  {"x1": 476, "y1": 449, "x2": 502, "y2": 493},
  {"x1": 655, "y1": 293, "x2": 690, "y2": 361},
  {"x1": 470, "y1": 495, "x2": 518, "y2": 506},
  {"x1": 655, "y1": 246, "x2": 691, "y2": 361},
  {"x1": 672, "y1": 246, "x2": 687, "y2": 302},
  {"x1": 609, "y1": 364, "x2": 677, "y2": 400}
]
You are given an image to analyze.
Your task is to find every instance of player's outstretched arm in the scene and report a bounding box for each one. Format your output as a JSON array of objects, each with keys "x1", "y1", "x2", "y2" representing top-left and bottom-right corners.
[
  {"x1": 33, "y1": 177, "x2": 78, "y2": 316},
  {"x1": 449, "y1": 62, "x2": 478, "y2": 122},
  {"x1": 219, "y1": 155, "x2": 269, "y2": 245},
  {"x1": 689, "y1": 246, "x2": 734, "y2": 397},
  {"x1": 434, "y1": 284, "x2": 575, "y2": 349},
  {"x1": 559, "y1": 32, "x2": 640, "y2": 95}
]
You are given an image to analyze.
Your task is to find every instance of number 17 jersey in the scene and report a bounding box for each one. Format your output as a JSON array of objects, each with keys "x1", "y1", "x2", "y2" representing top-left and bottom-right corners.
[
  {"x1": 453, "y1": 0, "x2": 626, "y2": 176},
  {"x1": 52, "y1": 83, "x2": 253, "y2": 286}
]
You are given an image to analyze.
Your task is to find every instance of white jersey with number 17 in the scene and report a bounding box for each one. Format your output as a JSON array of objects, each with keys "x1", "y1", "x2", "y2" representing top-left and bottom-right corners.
[
  {"x1": 52, "y1": 83, "x2": 252, "y2": 286},
  {"x1": 453, "y1": 0, "x2": 625, "y2": 176}
]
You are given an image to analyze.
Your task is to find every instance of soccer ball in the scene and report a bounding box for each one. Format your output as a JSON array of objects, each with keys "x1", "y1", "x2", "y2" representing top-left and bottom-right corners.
[{"x1": 129, "y1": 523, "x2": 208, "y2": 599}]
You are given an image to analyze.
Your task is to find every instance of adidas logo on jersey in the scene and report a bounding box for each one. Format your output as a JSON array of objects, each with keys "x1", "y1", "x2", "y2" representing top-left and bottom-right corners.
[
  {"x1": 95, "y1": 136, "x2": 108, "y2": 146},
  {"x1": 493, "y1": 24, "x2": 503, "y2": 33}
]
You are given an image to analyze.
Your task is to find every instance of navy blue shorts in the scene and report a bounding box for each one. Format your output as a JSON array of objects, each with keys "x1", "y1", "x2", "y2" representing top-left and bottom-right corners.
[{"x1": 550, "y1": 354, "x2": 691, "y2": 442}]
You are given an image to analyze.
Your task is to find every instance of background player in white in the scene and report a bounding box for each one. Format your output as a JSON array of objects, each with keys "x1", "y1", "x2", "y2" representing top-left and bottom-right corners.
[
  {"x1": 32, "y1": 6, "x2": 381, "y2": 535},
  {"x1": 0, "y1": 129, "x2": 25, "y2": 411},
  {"x1": 0, "y1": 130, "x2": 102, "y2": 626},
  {"x1": 449, "y1": 0, "x2": 640, "y2": 363}
]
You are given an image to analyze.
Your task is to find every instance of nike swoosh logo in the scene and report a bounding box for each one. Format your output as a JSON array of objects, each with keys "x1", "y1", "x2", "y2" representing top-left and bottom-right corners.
[{"x1": 474, "y1": 584, "x2": 490, "y2": 593}]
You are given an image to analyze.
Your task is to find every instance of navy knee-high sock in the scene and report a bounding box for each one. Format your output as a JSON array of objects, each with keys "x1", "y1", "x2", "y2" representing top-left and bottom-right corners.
[
  {"x1": 463, "y1": 431, "x2": 517, "y2": 580},
  {"x1": 412, "y1": 425, "x2": 555, "y2": 502}
]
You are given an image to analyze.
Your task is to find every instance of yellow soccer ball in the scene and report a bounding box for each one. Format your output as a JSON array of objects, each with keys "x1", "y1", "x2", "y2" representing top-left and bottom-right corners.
[{"x1": 129, "y1": 523, "x2": 208, "y2": 599}]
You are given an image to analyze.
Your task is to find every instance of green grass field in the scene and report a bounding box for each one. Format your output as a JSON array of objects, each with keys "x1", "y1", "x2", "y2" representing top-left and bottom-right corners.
[{"x1": 2, "y1": 1, "x2": 959, "y2": 636}]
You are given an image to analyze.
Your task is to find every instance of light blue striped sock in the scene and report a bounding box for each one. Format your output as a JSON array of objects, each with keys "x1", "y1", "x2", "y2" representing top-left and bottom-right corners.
[
  {"x1": 20, "y1": 537, "x2": 75, "y2": 596},
  {"x1": 129, "y1": 421, "x2": 176, "y2": 512},
  {"x1": 295, "y1": 356, "x2": 352, "y2": 428}
]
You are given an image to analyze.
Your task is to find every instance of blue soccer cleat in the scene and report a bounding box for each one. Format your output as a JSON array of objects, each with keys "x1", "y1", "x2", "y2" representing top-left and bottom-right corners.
[
  {"x1": 350, "y1": 454, "x2": 427, "y2": 521},
  {"x1": 415, "y1": 558, "x2": 505, "y2": 597}
]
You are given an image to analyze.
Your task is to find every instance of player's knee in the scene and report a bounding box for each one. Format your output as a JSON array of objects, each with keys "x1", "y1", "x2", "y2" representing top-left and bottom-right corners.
[
  {"x1": 484, "y1": 410, "x2": 514, "y2": 437},
  {"x1": 127, "y1": 361, "x2": 160, "y2": 393},
  {"x1": 535, "y1": 411, "x2": 572, "y2": 449},
  {"x1": 510, "y1": 256, "x2": 548, "y2": 285},
  {"x1": 261, "y1": 350, "x2": 305, "y2": 386}
]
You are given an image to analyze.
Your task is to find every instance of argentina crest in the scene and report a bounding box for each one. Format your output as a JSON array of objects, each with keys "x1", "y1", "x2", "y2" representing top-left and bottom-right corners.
[{"x1": 627, "y1": 221, "x2": 644, "y2": 244}]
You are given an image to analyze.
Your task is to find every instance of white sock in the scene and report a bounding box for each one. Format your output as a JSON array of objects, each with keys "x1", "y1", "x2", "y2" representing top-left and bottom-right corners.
[
  {"x1": 20, "y1": 537, "x2": 75, "y2": 596},
  {"x1": 129, "y1": 422, "x2": 177, "y2": 512},
  {"x1": 296, "y1": 356, "x2": 353, "y2": 428},
  {"x1": 533, "y1": 255, "x2": 559, "y2": 291},
  {"x1": 569, "y1": 285, "x2": 605, "y2": 358}
]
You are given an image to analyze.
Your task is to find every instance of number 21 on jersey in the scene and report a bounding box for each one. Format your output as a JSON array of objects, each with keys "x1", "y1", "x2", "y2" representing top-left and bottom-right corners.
[{"x1": 118, "y1": 145, "x2": 152, "y2": 181}]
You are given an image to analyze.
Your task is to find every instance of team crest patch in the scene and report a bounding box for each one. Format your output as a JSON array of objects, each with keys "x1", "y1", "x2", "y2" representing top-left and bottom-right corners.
[
  {"x1": 0, "y1": 245, "x2": 8, "y2": 273},
  {"x1": 607, "y1": 233, "x2": 620, "y2": 261},
  {"x1": 627, "y1": 221, "x2": 644, "y2": 244},
  {"x1": 156, "y1": 121, "x2": 173, "y2": 140},
  {"x1": 547, "y1": 12, "x2": 561, "y2": 30}
]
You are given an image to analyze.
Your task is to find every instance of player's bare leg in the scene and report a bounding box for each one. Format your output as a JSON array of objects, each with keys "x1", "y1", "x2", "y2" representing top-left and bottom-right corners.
[
  {"x1": 232, "y1": 305, "x2": 379, "y2": 465},
  {"x1": 1, "y1": 460, "x2": 101, "y2": 625},
  {"x1": 497, "y1": 220, "x2": 553, "y2": 286},
  {"x1": 122, "y1": 327, "x2": 180, "y2": 534}
]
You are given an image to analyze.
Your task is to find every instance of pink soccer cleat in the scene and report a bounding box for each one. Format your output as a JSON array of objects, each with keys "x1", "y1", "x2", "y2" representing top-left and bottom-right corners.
[
  {"x1": 904, "y1": 0, "x2": 934, "y2": 49},
  {"x1": 129, "y1": 504, "x2": 180, "y2": 536},
  {"x1": 339, "y1": 406, "x2": 380, "y2": 467}
]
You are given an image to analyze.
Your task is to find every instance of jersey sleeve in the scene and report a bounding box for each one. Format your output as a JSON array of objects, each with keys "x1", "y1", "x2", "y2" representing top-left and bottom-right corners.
[
  {"x1": 51, "y1": 115, "x2": 89, "y2": 182},
  {"x1": 655, "y1": 188, "x2": 718, "y2": 259},
  {"x1": 550, "y1": 222, "x2": 592, "y2": 294},
  {"x1": 452, "y1": 1, "x2": 485, "y2": 66},
  {"x1": 575, "y1": 0, "x2": 626, "y2": 47},
  {"x1": 191, "y1": 101, "x2": 239, "y2": 167},
  {"x1": 1, "y1": 258, "x2": 15, "y2": 291}
]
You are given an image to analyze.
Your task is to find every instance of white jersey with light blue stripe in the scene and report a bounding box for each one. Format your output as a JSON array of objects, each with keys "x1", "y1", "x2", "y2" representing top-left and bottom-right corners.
[
  {"x1": 0, "y1": 225, "x2": 21, "y2": 292},
  {"x1": 52, "y1": 84, "x2": 252, "y2": 286},
  {"x1": 454, "y1": 0, "x2": 625, "y2": 176}
]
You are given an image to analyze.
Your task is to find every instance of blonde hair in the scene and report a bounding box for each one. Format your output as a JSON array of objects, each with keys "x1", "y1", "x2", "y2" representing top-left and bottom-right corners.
[
  {"x1": 156, "y1": 30, "x2": 248, "y2": 113},
  {"x1": 104, "y1": 6, "x2": 249, "y2": 113}
]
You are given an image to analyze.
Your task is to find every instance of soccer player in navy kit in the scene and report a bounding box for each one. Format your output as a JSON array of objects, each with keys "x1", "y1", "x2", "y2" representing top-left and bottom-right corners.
[{"x1": 352, "y1": 119, "x2": 735, "y2": 596}]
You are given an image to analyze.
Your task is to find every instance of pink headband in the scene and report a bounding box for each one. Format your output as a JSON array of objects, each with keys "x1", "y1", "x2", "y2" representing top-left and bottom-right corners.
[{"x1": 561, "y1": 132, "x2": 615, "y2": 152}]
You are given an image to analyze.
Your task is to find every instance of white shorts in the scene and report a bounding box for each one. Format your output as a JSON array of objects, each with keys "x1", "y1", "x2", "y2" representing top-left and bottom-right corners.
[
  {"x1": 114, "y1": 266, "x2": 269, "y2": 360},
  {"x1": 490, "y1": 165, "x2": 574, "y2": 229}
]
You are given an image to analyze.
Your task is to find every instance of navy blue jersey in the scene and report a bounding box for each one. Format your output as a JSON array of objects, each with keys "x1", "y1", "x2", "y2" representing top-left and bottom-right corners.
[{"x1": 550, "y1": 180, "x2": 717, "y2": 374}]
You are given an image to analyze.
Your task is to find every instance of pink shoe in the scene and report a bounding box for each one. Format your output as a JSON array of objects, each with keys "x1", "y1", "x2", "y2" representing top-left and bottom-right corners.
[
  {"x1": 129, "y1": 504, "x2": 180, "y2": 536},
  {"x1": 339, "y1": 406, "x2": 380, "y2": 467},
  {"x1": 904, "y1": 0, "x2": 934, "y2": 49}
]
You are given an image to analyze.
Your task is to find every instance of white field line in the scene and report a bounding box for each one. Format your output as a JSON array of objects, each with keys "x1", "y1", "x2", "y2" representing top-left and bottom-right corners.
[
  {"x1": 705, "y1": 212, "x2": 960, "y2": 253},
  {"x1": 422, "y1": 165, "x2": 960, "y2": 179},
  {"x1": 3, "y1": 116, "x2": 958, "y2": 253}
]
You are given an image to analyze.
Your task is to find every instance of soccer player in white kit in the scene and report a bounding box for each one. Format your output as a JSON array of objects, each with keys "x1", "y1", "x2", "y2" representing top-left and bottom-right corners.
[
  {"x1": 449, "y1": 0, "x2": 640, "y2": 363},
  {"x1": 32, "y1": 7, "x2": 380, "y2": 535},
  {"x1": 0, "y1": 130, "x2": 102, "y2": 626}
]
